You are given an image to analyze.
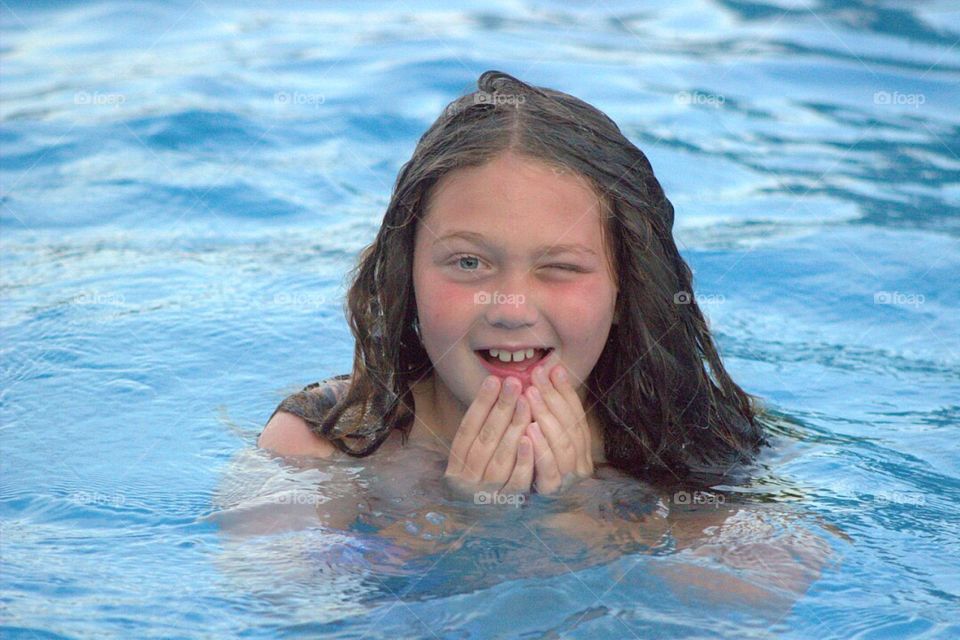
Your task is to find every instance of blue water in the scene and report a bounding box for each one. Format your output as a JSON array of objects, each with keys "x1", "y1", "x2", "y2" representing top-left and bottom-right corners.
[{"x1": 2, "y1": 1, "x2": 959, "y2": 638}]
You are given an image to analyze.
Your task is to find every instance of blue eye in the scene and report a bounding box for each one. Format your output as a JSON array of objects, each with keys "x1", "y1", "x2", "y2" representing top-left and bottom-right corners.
[{"x1": 456, "y1": 255, "x2": 481, "y2": 270}]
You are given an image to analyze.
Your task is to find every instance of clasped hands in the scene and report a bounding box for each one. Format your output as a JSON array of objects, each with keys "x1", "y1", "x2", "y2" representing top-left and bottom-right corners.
[{"x1": 444, "y1": 364, "x2": 594, "y2": 499}]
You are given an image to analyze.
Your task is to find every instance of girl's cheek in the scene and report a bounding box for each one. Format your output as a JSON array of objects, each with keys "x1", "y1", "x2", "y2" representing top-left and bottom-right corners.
[
  {"x1": 422, "y1": 277, "x2": 475, "y2": 304},
  {"x1": 554, "y1": 278, "x2": 614, "y2": 318},
  {"x1": 417, "y1": 278, "x2": 478, "y2": 326}
]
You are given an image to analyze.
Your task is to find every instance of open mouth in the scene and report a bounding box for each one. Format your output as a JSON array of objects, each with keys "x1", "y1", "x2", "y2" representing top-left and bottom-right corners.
[{"x1": 475, "y1": 347, "x2": 554, "y2": 372}]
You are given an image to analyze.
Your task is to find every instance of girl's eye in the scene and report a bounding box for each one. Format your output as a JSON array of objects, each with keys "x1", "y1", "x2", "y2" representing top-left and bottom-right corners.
[
  {"x1": 448, "y1": 255, "x2": 584, "y2": 273},
  {"x1": 454, "y1": 255, "x2": 481, "y2": 270}
]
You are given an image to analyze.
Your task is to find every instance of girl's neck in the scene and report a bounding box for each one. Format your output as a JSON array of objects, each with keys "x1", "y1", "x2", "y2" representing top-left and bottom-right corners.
[
  {"x1": 407, "y1": 374, "x2": 606, "y2": 464},
  {"x1": 407, "y1": 375, "x2": 460, "y2": 453}
]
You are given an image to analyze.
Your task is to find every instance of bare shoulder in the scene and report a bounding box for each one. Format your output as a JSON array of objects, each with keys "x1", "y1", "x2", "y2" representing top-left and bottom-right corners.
[
  {"x1": 258, "y1": 377, "x2": 352, "y2": 459},
  {"x1": 258, "y1": 410, "x2": 337, "y2": 458}
]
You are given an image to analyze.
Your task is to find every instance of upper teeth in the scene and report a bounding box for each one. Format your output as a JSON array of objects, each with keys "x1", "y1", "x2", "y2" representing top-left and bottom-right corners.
[{"x1": 488, "y1": 348, "x2": 540, "y2": 363}]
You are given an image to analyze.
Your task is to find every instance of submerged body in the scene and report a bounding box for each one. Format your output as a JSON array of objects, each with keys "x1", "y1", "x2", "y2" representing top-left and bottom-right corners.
[
  {"x1": 230, "y1": 427, "x2": 832, "y2": 618},
  {"x1": 250, "y1": 376, "x2": 831, "y2": 616}
]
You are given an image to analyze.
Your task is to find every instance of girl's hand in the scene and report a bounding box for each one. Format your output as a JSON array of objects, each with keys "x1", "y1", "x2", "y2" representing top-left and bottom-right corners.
[
  {"x1": 443, "y1": 375, "x2": 535, "y2": 497},
  {"x1": 524, "y1": 364, "x2": 594, "y2": 494}
]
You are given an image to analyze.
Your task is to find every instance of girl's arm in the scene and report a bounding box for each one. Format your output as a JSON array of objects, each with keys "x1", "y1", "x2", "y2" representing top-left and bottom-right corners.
[
  {"x1": 210, "y1": 448, "x2": 361, "y2": 537},
  {"x1": 213, "y1": 377, "x2": 360, "y2": 536},
  {"x1": 538, "y1": 486, "x2": 834, "y2": 611}
]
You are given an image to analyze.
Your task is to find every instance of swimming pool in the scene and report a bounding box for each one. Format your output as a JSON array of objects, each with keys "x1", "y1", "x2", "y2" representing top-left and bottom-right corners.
[{"x1": 2, "y1": 0, "x2": 958, "y2": 637}]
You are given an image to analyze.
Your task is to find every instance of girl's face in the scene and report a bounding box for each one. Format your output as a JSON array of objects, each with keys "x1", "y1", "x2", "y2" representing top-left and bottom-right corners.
[{"x1": 412, "y1": 151, "x2": 619, "y2": 412}]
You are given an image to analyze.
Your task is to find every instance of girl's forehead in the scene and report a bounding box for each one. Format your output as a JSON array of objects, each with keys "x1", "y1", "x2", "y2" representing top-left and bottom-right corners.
[
  {"x1": 420, "y1": 206, "x2": 607, "y2": 253},
  {"x1": 428, "y1": 152, "x2": 598, "y2": 203},
  {"x1": 421, "y1": 157, "x2": 606, "y2": 240}
]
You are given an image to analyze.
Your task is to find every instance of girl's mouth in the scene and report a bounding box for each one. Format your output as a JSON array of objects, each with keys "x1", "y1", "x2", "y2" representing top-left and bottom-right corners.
[{"x1": 474, "y1": 347, "x2": 554, "y2": 378}]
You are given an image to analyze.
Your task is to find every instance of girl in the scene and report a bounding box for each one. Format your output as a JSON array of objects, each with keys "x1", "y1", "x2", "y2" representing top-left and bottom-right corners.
[{"x1": 258, "y1": 70, "x2": 765, "y2": 498}]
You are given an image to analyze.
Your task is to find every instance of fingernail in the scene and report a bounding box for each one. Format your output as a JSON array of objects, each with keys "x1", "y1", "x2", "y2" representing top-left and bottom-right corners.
[
  {"x1": 533, "y1": 366, "x2": 546, "y2": 383},
  {"x1": 554, "y1": 367, "x2": 566, "y2": 383},
  {"x1": 483, "y1": 377, "x2": 497, "y2": 391},
  {"x1": 528, "y1": 387, "x2": 541, "y2": 402},
  {"x1": 520, "y1": 439, "x2": 531, "y2": 454}
]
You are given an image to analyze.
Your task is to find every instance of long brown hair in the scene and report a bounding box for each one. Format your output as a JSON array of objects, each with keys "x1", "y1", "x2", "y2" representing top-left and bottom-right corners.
[{"x1": 315, "y1": 70, "x2": 766, "y2": 483}]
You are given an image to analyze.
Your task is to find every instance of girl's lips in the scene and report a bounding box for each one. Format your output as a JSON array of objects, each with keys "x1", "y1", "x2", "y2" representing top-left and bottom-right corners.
[{"x1": 475, "y1": 348, "x2": 557, "y2": 389}]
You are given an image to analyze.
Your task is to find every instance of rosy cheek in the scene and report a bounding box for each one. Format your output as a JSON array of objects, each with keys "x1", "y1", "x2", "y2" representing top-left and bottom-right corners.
[
  {"x1": 554, "y1": 279, "x2": 608, "y2": 312},
  {"x1": 554, "y1": 281, "x2": 615, "y2": 340},
  {"x1": 417, "y1": 278, "x2": 478, "y2": 330},
  {"x1": 422, "y1": 277, "x2": 471, "y2": 306}
]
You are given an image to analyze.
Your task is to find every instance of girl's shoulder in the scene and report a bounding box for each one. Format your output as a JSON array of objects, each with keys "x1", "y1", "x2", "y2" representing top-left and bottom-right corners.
[{"x1": 258, "y1": 374, "x2": 353, "y2": 458}]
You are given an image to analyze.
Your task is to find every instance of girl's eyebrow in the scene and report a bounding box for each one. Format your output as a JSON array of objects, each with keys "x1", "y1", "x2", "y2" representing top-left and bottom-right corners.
[{"x1": 434, "y1": 230, "x2": 598, "y2": 257}]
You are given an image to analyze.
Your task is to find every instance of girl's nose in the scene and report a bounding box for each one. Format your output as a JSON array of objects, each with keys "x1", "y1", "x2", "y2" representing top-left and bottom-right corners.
[{"x1": 481, "y1": 289, "x2": 539, "y2": 329}]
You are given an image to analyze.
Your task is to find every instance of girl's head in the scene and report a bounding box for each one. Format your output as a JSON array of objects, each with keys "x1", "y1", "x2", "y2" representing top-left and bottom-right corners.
[
  {"x1": 412, "y1": 150, "x2": 619, "y2": 410},
  {"x1": 326, "y1": 70, "x2": 765, "y2": 482}
]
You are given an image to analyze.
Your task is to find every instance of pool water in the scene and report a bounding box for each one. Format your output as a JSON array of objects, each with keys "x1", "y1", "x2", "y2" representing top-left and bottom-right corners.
[{"x1": 2, "y1": 1, "x2": 958, "y2": 638}]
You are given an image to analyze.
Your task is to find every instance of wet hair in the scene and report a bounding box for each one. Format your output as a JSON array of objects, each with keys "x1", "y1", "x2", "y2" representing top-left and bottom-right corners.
[{"x1": 314, "y1": 70, "x2": 766, "y2": 483}]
